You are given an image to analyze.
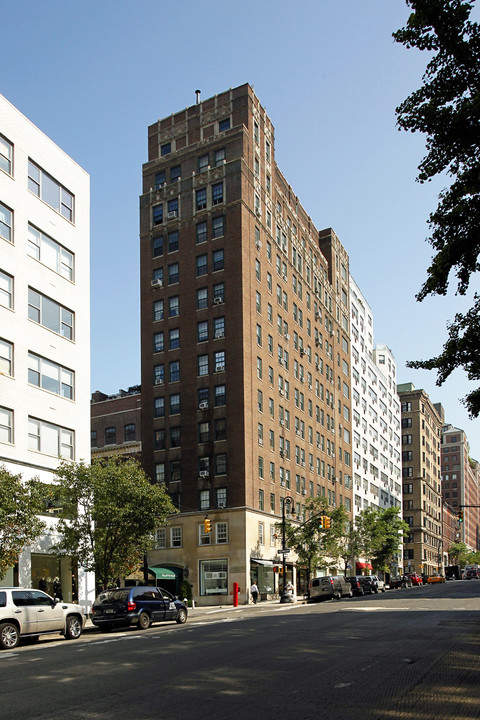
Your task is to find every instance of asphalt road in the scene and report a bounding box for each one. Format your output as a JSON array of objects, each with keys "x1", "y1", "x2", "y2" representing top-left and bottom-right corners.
[{"x1": 1, "y1": 581, "x2": 480, "y2": 720}]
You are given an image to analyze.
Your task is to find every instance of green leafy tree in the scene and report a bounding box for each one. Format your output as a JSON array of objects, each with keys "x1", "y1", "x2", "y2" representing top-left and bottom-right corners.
[
  {"x1": 447, "y1": 540, "x2": 469, "y2": 565},
  {"x1": 0, "y1": 465, "x2": 46, "y2": 580},
  {"x1": 465, "y1": 550, "x2": 480, "y2": 564},
  {"x1": 338, "y1": 523, "x2": 363, "y2": 577},
  {"x1": 355, "y1": 506, "x2": 409, "y2": 573},
  {"x1": 52, "y1": 458, "x2": 176, "y2": 590},
  {"x1": 393, "y1": 1, "x2": 480, "y2": 416},
  {"x1": 280, "y1": 497, "x2": 348, "y2": 595}
]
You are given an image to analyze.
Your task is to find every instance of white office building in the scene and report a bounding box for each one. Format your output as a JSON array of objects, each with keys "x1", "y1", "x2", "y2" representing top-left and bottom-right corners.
[
  {"x1": 0, "y1": 94, "x2": 94, "y2": 610},
  {"x1": 349, "y1": 276, "x2": 402, "y2": 573}
]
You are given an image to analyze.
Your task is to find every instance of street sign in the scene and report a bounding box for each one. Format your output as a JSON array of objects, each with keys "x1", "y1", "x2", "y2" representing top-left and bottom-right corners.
[{"x1": 279, "y1": 549, "x2": 291, "y2": 555}]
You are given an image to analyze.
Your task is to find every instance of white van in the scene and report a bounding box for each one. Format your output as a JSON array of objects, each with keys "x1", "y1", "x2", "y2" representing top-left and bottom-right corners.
[{"x1": 309, "y1": 575, "x2": 353, "y2": 601}]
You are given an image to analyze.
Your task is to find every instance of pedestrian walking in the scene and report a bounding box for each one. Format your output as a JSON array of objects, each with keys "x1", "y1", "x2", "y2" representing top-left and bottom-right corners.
[{"x1": 250, "y1": 581, "x2": 259, "y2": 604}]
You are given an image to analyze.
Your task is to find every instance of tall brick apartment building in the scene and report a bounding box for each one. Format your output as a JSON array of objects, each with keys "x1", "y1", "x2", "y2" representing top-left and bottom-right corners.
[
  {"x1": 139, "y1": 84, "x2": 353, "y2": 605},
  {"x1": 397, "y1": 383, "x2": 444, "y2": 577}
]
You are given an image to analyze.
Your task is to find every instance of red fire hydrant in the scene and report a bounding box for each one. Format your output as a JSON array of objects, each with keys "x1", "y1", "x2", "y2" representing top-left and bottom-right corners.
[{"x1": 233, "y1": 582, "x2": 239, "y2": 607}]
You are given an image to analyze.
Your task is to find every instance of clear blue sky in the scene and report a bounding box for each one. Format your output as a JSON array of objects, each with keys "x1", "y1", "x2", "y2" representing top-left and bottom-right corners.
[{"x1": 2, "y1": 0, "x2": 479, "y2": 456}]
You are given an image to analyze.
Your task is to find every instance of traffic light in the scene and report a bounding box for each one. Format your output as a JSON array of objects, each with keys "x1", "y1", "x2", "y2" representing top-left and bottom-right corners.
[
  {"x1": 458, "y1": 509, "x2": 464, "y2": 523},
  {"x1": 204, "y1": 517, "x2": 212, "y2": 533},
  {"x1": 324, "y1": 516, "x2": 331, "y2": 529},
  {"x1": 318, "y1": 516, "x2": 324, "y2": 529}
]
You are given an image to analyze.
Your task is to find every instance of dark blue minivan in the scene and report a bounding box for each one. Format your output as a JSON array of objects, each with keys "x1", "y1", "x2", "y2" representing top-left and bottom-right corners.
[{"x1": 91, "y1": 586, "x2": 187, "y2": 631}]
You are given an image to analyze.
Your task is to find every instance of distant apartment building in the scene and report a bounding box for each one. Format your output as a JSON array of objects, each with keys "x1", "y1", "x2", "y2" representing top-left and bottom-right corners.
[
  {"x1": 0, "y1": 93, "x2": 94, "y2": 609},
  {"x1": 91, "y1": 387, "x2": 142, "y2": 461},
  {"x1": 349, "y1": 277, "x2": 402, "y2": 575},
  {"x1": 440, "y1": 424, "x2": 480, "y2": 552},
  {"x1": 139, "y1": 84, "x2": 353, "y2": 604},
  {"x1": 442, "y1": 502, "x2": 460, "y2": 567},
  {"x1": 397, "y1": 383, "x2": 444, "y2": 576}
]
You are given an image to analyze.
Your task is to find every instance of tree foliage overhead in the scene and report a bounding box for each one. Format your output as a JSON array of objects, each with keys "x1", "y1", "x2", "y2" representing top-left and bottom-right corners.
[
  {"x1": 52, "y1": 457, "x2": 176, "y2": 590},
  {"x1": 393, "y1": 0, "x2": 480, "y2": 416},
  {"x1": 0, "y1": 465, "x2": 46, "y2": 580}
]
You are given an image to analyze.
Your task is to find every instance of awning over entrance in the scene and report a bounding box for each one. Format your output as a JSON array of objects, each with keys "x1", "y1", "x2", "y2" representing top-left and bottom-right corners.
[
  {"x1": 251, "y1": 559, "x2": 283, "y2": 567},
  {"x1": 356, "y1": 561, "x2": 373, "y2": 570},
  {"x1": 149, "y1": 566, "x2": 182, "y2": 580}
]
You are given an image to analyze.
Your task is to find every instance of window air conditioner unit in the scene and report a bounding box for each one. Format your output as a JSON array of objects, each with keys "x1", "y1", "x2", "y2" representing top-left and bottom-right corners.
[
  {"x1": 301, "y1": 489, "x2": 306, "y2": 496},
  {"x1": 282, "y1": 273, "x2": 287, "y2": 280},
  {"x1": 215, "y1": 330, "x2": 225, "y2": 339},
  {"x1": 215, "y1": 364, "x2": 225, "y2": 372},
  {"x1": 279, "y1": 420, "x2": 284, "y2": 426},
  {"x1": 218, "y1": 502, "x2": 226, "y2": 509},
  {"x1": 213, "y1": 296, "x2": 223, "y2": 305},
  {"x1": 285, "y1": 334, "x2": 290, "y2": 341},
  {"x1": 167, "y1": 211, "x2": 178, "y2": 220},
  {"x1": 155, "y1": 378, "x2": 164, "y2": 385},
  {"x1": 151, "y1": 279, "x2": 163, "y2": 289},
  {"x1": 301, "y1": 461, "x2": 305, "y2": 468},
  {"x1": 256, "y1": 241, "x2": 262, "y2": 250},
  {"x1": 300, "y1": 349, "x2": 305, "y2": 356},
  {"x1": 199, "y1": 470, "x2": 209, "y2": 478},
  {"x1": 256, "y1": 208, "x2": 262, "y2": 217},
  {"x1": 199, "y1": 401, "x2": 208, "y2": 410}
]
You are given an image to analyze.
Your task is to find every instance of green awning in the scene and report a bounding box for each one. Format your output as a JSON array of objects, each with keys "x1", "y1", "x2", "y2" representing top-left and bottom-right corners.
[{"x1": 149, "y1": 566, "x2": 182, "y2": 580}]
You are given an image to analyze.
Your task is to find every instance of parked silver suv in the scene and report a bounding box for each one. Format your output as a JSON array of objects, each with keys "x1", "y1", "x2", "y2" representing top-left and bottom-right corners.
[{"x1": 0, "y1": 588, "x2": 86, "y2": 650}]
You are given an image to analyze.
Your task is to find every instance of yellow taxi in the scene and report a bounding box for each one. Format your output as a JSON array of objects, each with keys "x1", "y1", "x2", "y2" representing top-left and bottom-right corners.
[{"x1": 427, "y1": 574, "x2": 445, "y2": 584}]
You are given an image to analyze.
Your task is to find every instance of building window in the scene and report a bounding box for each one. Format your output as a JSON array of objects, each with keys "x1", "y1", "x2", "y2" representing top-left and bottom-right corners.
[
  {"x1": 167, "y1": 198, "x2": 178, "y2": 218},
  {"x1": 105, "y1": 427, "x2": 116, "y2": 445},
  {"x1": 154, "y1": 397, "x2": 165, "y2": 418},
  {"x1": 168, "y1": 263, "x2": 179, "y2": 285},
  {"x1": 212, "y1": 216, "x2": 224, "y2": 238},
  {"x1": 199, "y1": 559, "x2": 228, "y2": 596},
  {"x1": 258, "y1": 457, "x2": 264, "y2": 480},
  {"x1": 219, "y1": 118, "x2": 231, "y2": 132},
  {"x1": 198, "y1": 354, "x2": 209, "y2": 376},
  {"x1": 154, "y1": 429, "x2": 165, "y2": 450},
  {"x1": 168, "y1": 296, "x2": 179, "y2": 317},
  {"x1": 196, "y1": 254, "x2": 208, "y2": 276},
  {"x1": 258, "y1": 521, "x2": 265, "y2": 544},
  {"x1": 170, "y1": 426, "x2": 181, "y2": 448},
  {"x1": 124, "y1": 424, "x2": 136, "y2": 442},
  {"x1": 198, "y1": 155, "x2": 209, "y2": 172},
  {"x1": 0, "y1": 203, "x2": 12, "y2": 243},
  {"x1": 27, "y1": 352, "x2": 74, "y2": 399},
  {"x1": 216, "y1": 522, "x2": 228, "y2": 544},
  {"x1": 402, "y1": 418, "x2": 412, "y2": 428},
  {"x1": 28, "y1": 225, "x2": 74, "y2": 281},
  {"x1": 169, "y1": 394, "x2": 180, "y2": 415},
  {"x1": 197, "y1": 287, "x2": 208, "y2": 309},
  {"x1": 196, "y1": 221, "x2": 207, "y2": 244},
  {"x1": 161, "y1": 142, "x2": 171, "y2": 156},
  {"x1": 215, "y1": 384, "x2": 226, "y2": 406},
  {"x1": 153, "y1": 300, "x2": 164, "y2": 322},
  {"x1": 154, "y1": 171, "x2": 165, "y2": 188},
  {"x1": 170, "y1": 165, "x2": 181, "y2": 182},
  {"x1": 196, "y1": 188, "x2": 207, "y2": 211},
  {"x1": 214, "y1": 350, "x2": 225, "y2": 372},
  {"x1": 213, "y1": 283, "x2": 225, "y2": 302},
  {"x1": 153, "y1": 205, "x2": 163, "y2": 225},
  {"x1": 0, "y1": 338, "x2": 13, "y2": 376},
  {"x1": 0, "y1": 406, "x2": 13, "y2": 444},
  {"x1": 212, "y1": 183, "x2": 224, "y2": 205},
  {"x1": 198, "y1": 421, "x2": 209, "y2": 443},
  {"x1": 213, "y1": 249, "x2": 224, "y2": 271},
  {"x1": 213, "y1": 316, "x2": 225, "y2": 338},
  {"x1": 197, "y1": 320, "x2": 208, "y2": 342},
  {"x1": 155, "y1": 528, "x2": 166, "y2": 548},
  {"x1": 214, "y1": 148, "x2": 225, "y2": 166},
  {"x1": 170, "y1": 526, "x2": 182, "y2": 547},
  {"x1": 152, "y1": 268, "x2": 164, "y2": 286},
  {"x1": 155, "y1": 463, "x2": 165, "y2": 483},
  {"x1": 214, "y1": 418, "x2": 226, "y2": 441},
  {"x1": 154, "y1": 332, "x2": 164, "y2": 353},
  {"x1": 215, "y1": 453, "x2": 227, "y2": 475},
  {"x1": 216, "y1": 487, "x2": 227, "y2": 508},
  {"x1": 28, "y1": 160, "x2": 74, "y2": 222},
  {"x1": 0, "y1": 135, "x2": 13, "y2": 175},
  {"x1": 28, "y1": 289, "x2": 74, "y2": 340},
  {"x1": 169, "y1": 360, "x2": 180, "y2": 383},
  {"x1": 168, "y1": 231, "x2": 179, "y2": 253},
  {"x1": 0, "y1": 270, "x2": 13, "y2": 309},
  {"x1": 168, "y1": 328, "x2": 180, "y2": 350},
  {"x1": 91, "y1": 430, "x2": 97, "y2": 448},
  {"x1": 28, "y1": 417, "x2": 74, "y2": 459},
  {"x1": 153, "y1": 236, "x2": 163, "y2": 257}
]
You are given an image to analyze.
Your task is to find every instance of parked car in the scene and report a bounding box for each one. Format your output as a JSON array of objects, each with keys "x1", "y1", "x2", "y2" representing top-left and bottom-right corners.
[
  {"x1": 365, "y1": 575, "x2": 386, "y2": 593},
  {"x1": 464, "y1": 565, "x2": 479, "y2": 579},
  {"x1": 309, "y1": 576, "x2": 353, "y2": 601},
  {"x1": 345, "y1": 576, "x2": 374, "y2": 596},
  {"x1": 91, "y1": 586, "x2": 187, "y2": 631},
  {"x1": 405, "y1": 573, "x2": 422, "y2": 586},
  {"x1": 427, "y1": 574, "x2": 445, "y2": 584},
  {"x1": 390, "y1": 575, "x2": 413, "y2": 589},
  {"x1": 0, "y1": 587, "x2": 86, "y2": 650}
]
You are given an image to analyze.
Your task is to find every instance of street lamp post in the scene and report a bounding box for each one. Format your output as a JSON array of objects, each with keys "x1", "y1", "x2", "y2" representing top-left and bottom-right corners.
[{"x1": 280, "y1": 496, "x2": 295, "y2": 604}]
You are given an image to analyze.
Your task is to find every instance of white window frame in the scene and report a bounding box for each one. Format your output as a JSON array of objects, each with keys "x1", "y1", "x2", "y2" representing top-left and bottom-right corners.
[
  {"x1": 216, "y1": 522, "x2": 228, "y2": 544},
  {"x1": 28, "y1": 160, "x2": 74, "y2": 222},
  {"x1": 0, "y1": 338, "x2": 13, "y2": 376},
  {"x1": 28, "y1": 224, "x2": 74, "y2": 281},
  {"x1": 28, "y1": 417, "x2": 74, "y2": 459},
  {"x1": 0, "y1": 202, "x2": 13, "y2": 243},
  {"x1": 170, "y1": 526, "x2": 182, "y2": 547},
  {"x1": 28, "y1": 352, "x2": 74, "y2": 399},
  {"x1": 0, "y1": 406, "x2": 13, "y2": 444}
]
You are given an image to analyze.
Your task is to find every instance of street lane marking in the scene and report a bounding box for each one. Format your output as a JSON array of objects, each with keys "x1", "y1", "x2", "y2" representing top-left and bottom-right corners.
[{"x1": 341, "y1": 606, "x2": 409, "y2": 611}]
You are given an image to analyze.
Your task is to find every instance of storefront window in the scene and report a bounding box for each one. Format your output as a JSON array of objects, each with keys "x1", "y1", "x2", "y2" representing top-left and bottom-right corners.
[{"x1": 199, "y1": 559, "x2": 228, "y2": 596}]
